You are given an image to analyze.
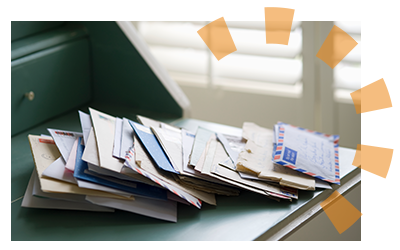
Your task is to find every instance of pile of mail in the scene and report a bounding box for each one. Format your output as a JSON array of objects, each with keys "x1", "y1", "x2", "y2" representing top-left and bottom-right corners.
[{"x1": 21, "y1": 108, "x2": 339, "y2": 222}]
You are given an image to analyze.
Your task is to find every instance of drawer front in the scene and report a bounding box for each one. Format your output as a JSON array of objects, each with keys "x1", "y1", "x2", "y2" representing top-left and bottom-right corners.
[
  {"x1": 11, "y1": 38, "x2": 91, "y2": 136},
  {"x1": 11, "y1": 21, "x2": 65, "y2": 41}
]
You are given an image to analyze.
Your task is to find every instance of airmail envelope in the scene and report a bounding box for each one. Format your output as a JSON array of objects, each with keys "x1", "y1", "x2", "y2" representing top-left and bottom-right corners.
[{"x1": 272, "y1": 122, "x2": 340, "y2": 184}]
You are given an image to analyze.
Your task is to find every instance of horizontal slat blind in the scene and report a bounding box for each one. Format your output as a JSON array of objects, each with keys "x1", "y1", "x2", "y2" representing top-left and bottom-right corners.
[
  {"x1": 333, "y1": 21, "x2": 361, "y2": 90},
  {"x1": 138, "y1": 21, "x2": 303, "y2": 86}
]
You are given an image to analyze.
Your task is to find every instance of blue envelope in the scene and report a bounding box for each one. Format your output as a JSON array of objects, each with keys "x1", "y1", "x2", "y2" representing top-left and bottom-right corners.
[
  {"x1": 74, "y1": 137, "x2": 168, "y2": 200},
  {"x1": 129, "y1": 120, "x2": 178, "y2": 174}
]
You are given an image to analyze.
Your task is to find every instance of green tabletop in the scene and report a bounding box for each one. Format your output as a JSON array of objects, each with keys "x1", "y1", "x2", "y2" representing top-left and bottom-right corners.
[{"x1": 11, "y1": 107, "x2": 359, "y2": 241}]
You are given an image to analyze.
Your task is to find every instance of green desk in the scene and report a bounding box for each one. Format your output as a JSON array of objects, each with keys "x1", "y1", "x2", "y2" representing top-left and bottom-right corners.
[{"x1": 11, "y1": 107, "x2": 361, "y2": 241}]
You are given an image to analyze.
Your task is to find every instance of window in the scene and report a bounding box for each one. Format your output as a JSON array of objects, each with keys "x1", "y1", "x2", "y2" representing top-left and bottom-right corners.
[
  {"x1": 137, "y1": 21, "x2": 303, "y2": 96},
  {"x1": 334, "y1": 21, "x2": 361, "y2": 90},
  {"x1": 134, "y1": 21, "x2": 360, "y2": 148},
  {"x1": 333, "y1": 21, "x2": 361, "y2": 103}
]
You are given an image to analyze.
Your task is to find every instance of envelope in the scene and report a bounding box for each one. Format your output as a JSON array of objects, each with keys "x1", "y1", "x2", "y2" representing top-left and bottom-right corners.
[
  {"x1": 189, "y1": 127, "x2": 215, "y2": 167},
  {"x1": 194, "y1": 135, "x2": 215, "y2": 173},
  {"x1": 41, "y1": 151, "x2": 134, "y2": 197},
  {"x1": 126, "y1": 149, "x2": 202, "y2": 208},
  {"x1": 181, "y1": 130, "x2": 238, "y2": 188},
  {"x1": 236, "y1": 122, "x2": 316, "y2": 190},
  {"x1": 42, "y1": 156, "x2": 77, "y2": 184},
  {"x1": 81, "y1": 127, "x2": 100, "y2": 166},
  {"x1": 137, "y1": 115, "x2": 162, "y2": 128},
  {"x1": 258, "y1": 163, "x2": 316, "y2": 190},
  {"x1": 89, "y1": 108, "x2": 124, "y2": 172},
  {"x1": 64, "y1": 137, "x2": 79, "y2": 171},
  {"x1": 212, "y1": 164, "x2": 297, "y2": 200},
  {"x1": 76, "y1": 180, "x2": 135, "y2": 197},
  {"x1": 113, "y1": 117, "x2": 123, "y2": 159},
  {"x1": 272, "y1": 122, "x2": 340, "y2": 184},
  {"x1": 21, "y1": 169, "x2": 114, "y2": 212},
  {"x1": 199, "y1": 137, "x2": 296, "y2": 200},
  {"x1": 129, "y1": 120, "x2": 178, "y2": 174},
  {"x1": 82, "y1": 128, "x2": 161, "y2": 188},
  {"x1": 75, "y1": 137, "x2": 168, "y2": 200},
  {"x1": 32, "y1": 172, "x2": 86, "y2": 203},
  {"x1": 242, "y1": 122, "x2": 272, "y2": 147},
  {"x1": 86, "y1": 195, "x2": 177, "y2": 222},
  {"x1": 131, "y1": 136, "x2": 217, "y2": 206},
  {"x1": 181, "y1": 129, "x2": 195, "y2": 174},
  {"x1": 78, "y1": 110, "x2": 92, "y2": 146},
  {"x1": 119, "y1": 118, "x2": 134, "y2": 159},
  {"x1": 216, "y1": 133, "x2": 245, "y2": 165},
  {"x1": 27, "y1": 135, "x2": 133, "y2": 200},
  {"x1": 151, "y1": 123, "x2": 183, "y2": 173},
  {"x1": 236, "y1": 140, "x2": 269, "y2": 174},
  {"x1": 47, "y1": 128, "x2": 82, "y2": 162}
]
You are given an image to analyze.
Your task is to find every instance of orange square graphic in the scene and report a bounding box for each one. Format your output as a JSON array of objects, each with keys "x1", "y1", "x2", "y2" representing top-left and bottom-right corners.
[
  {"x1": 351, "y1": 78, "x2": 392, "y2": 114},
  {"x1": 317, "y1": 25, "x2": 358, "y2": 69},
  {"x1": 352, "y1": 144, "x2": 394, "y2": 178},
  {"x1": 197, "y1": 17, "x2": 237, "y2": 61},
  {"x1": 321, "y1": 191, "x2": 362, "y2": 234},
  {"x1": 351, "y1": 88, "x2": 362, "y2": 114},
  {"x1": 352, "y1": 145, "x2": 361, "y2": 167},
  {"x1": 264, "y1": 7, "x2": 295, "y2": 45},
  {"x1": 361, "y1": 77, "x2": 393, "y2": 113}
]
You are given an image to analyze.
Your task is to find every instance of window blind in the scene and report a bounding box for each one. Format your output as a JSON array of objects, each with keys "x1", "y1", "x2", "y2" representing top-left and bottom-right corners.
[
  {"x1": 137, "y1": 21, "x2": 303, "y2": 87},
  {"x1": 333, "y1": 21, "x2": 361, "y2": 90}
]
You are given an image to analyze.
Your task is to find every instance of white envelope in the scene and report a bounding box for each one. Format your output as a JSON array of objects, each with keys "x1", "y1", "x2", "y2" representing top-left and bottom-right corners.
[
  {"x1": 181, "y1": 129, "x2": 235, "y2": 186},
  {"x1": 189, "y1": 127, "x2": 215, "y2": 167},
  {"x1": 78, "y1": 110, "x2": 92, "y2": 146},
  {"x1": 151, "y1": 124, "x2": 183, "y2": 173},
  {"x1": 216, "y1": 133, "x2": 245, "y2": 165},
  {"x1": 119, "y1": 118, "x2": 135, "y2": 159},
  {"x1": 81, "y1": 128, "x2": 100, "y2": 166},
  {"x1": 21, "y1": 170, "x2": 114, "y2": 212},
  {"x1": 86, "y1": 195, "x2": 177, "y2": 222},
  {"x1": 137, "y1": 115, "x2": 162, "y2": 128},
  {"x1": 47, "y1": 128, "x2": 83, "y2": 162},
  {"x1": 76, "y1": 179, "x2": 134, "y2": 197},
  {"x1": 42, "y1": 156, "x2": 77, "y2": 184},
  {"x1": 82, "y1": 128, "x2": 157, "y2": 188},
  {"x1": 41, "y1": 143, "x2": 135, "y2": 198},
  {"x1": 132, "y1": 137, "x2": 216, "y2": 206},
  {"x1": 64, "y1": 137, "x2": 79, "y2": 171},
  {"x1": 89, "y1": 108, "x2": 124, "y2": 172},
  {"x1": 113, "y1": 117, "x2": 123, "y2": 159},
  {"x1": 181, "y1": 129, "x2": 195, "y2": 174}
]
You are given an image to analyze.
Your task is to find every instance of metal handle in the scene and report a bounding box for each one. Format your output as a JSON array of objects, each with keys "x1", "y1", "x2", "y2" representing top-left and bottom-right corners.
[{"x1": 25, "y1": 91, "x2": 35, "y2": 101}]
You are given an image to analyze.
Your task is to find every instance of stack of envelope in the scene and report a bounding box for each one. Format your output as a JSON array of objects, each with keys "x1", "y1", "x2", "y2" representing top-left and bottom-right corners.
[{"x1": 22, "y1": 108, "x2": 338, "y2": 222}]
